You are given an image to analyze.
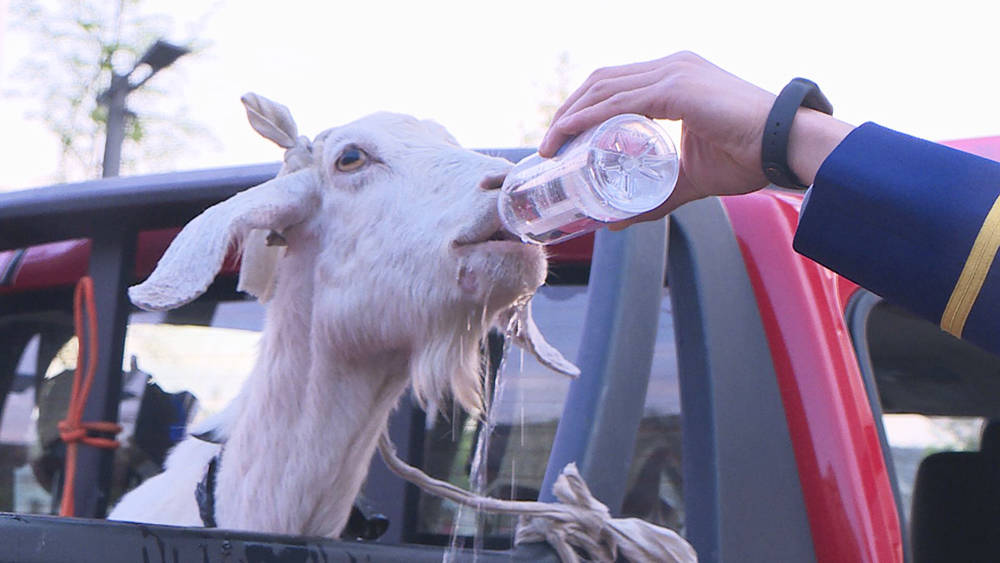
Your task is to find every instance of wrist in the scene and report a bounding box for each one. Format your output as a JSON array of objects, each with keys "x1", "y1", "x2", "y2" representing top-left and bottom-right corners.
[{"x1": 787, "y1": 109, "x2": 854, "y2": 186}]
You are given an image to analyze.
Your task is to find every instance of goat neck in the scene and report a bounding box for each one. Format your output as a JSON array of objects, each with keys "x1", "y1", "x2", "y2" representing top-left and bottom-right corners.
[{"x1": 213, "y1": 226, "x2": 416, "y2": 537}]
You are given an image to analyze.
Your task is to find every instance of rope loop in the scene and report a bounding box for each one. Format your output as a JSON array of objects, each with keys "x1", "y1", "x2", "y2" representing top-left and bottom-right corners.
[
  {"x1": 377, "y1": 433, "x2": 697, "y2": 562},
  {"x1": 58, "y1": 277, "x2": 123, "y2": 517}
]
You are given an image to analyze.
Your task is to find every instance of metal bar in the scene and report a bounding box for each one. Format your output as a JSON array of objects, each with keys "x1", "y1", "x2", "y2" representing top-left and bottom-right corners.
[
  {"x1": 0, "y1": 512, "x2": 559, "y2": 563},
  {"x1": 0, "y1": 163, "x2": 281, "y2": 251},
  {"x1": 538, "y1": 219, "x2": 667, "y2": 512},
  {"x1": 0, "y1": 249, "x2": 27, "y2": 286},
  {"x1": 101, "y1": 73, "x2": 128, "y2": 179},
  {"x1": 667, "y1": 197, "x2": 815, "y2": 562},
  {"x1": 70, "y1": 224, "x2": 135, "y2": 517}
]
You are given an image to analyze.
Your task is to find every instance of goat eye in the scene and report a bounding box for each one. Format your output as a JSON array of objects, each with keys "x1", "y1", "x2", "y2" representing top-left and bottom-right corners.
[{"x1": 335, "y1": 147, "x2": 368, "y2": 172}]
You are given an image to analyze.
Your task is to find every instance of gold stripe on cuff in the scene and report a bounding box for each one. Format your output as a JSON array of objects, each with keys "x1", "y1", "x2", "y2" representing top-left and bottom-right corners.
[{"x1": 941, "y1": 194, "x2": 1000, "y2": 338}]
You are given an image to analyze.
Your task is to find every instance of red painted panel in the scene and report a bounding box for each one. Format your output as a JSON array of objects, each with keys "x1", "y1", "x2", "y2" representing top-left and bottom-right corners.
[
  {"x1": 0, "y1": 239, "x2": 89, "y2": 294},
  {"x1": 723, "y1": 191, "x2": 902, "y2": 563},
  {"x1": 940, "y1": 136, "x2": 1000, "y2": 162},
  {"x1": 1, "y1": 226, "x2": 593, "y2": 296}
]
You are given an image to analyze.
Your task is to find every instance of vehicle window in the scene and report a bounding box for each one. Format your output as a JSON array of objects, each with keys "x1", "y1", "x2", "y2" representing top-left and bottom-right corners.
[
  {"x1": 1, "y1": 332, "x2": 49, "y2": 513},
  {"x1": 882, "y1": 414, "x2": 984, "y2": 518},
  {"x1": 621, "y1": 290, "x2": 683, "y2": 532},
  {"x1": 0, "y1": 301, "x2": 263, "y2": 515},
  {"x1": 121, "y1": 307, "x2": 261, "y2": 421},
  {"x1": 414, "y1": 285, "x2": 682, "y2": 546},
  {"x1": 0, "y1": 314, "x2": 73, "y2": 515},
  {"x1": 851, "y1": 297, "x2": 1000, "y2": 528},
  {"x1": 105, "y1": 304, "x2": 261, "y2": 503}
]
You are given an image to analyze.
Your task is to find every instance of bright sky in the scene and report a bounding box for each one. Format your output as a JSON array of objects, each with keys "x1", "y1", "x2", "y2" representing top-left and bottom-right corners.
[{"x1": 2, "y1": 0, "x2": 1000, "y2": 190}]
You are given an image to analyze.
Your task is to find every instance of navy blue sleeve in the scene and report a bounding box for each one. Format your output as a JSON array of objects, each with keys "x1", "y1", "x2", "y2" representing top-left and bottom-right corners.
[{"x1": 793, "y1": 122, "x2": 1000, "y2": 355}]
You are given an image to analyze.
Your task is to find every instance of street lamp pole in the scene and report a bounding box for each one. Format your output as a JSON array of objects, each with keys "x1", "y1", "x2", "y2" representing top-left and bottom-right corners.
[
  {"x1": 101, "y1": 73, "x2": 130, "y2": 178},
  {"x1": 99, "y1": 39, "x2": 189, "y2": 178},
  {"x1": 70, "y1": 38, "x2": 190, "y2": 521}
]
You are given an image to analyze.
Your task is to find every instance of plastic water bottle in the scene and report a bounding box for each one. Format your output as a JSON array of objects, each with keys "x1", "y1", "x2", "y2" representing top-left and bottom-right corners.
[{"x1": 498, "y1": 114, "x2": 678, "y2": 245}]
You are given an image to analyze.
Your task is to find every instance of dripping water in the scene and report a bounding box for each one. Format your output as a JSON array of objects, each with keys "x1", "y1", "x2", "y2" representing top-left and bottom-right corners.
[
  {"x1": 518, "y1": 347, "x2": 525, "y2": 447},
  {"x1": 442, "y1": 303, "x2": 522, "y2": 562}
]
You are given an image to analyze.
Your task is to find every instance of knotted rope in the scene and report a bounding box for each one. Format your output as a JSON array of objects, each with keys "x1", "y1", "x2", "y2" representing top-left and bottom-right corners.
[
  {"x1": 377, "y1": 433, "x2": 697, "y2": 563},
  {"x1": 58, "y1": 277, "x2": 122, "y2": 516}
]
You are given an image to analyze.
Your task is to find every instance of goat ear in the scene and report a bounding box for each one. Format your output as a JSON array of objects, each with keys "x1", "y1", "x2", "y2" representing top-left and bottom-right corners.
[
  {"x1": 506, "y1": 302, "x2": 580, "y2": 378},
  {"x1": 130, "y1": 169, "x2": 319, "y2": 311},
  {"x1": 241, "y1": 92, "x2": 298, "y2": 149}
]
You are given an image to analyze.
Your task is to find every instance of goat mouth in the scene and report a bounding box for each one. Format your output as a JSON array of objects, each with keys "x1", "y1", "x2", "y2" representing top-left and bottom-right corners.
[
  {"x1": 485, "y1": 229, "x2": 519, "y2": 243},
  {"x1": 453, "y1": 227, "x2": 521, "y2": 247}
]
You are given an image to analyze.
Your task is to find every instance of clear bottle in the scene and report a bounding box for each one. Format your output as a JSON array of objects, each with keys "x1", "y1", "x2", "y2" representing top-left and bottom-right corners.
[{"x1": 498, "y1": 114, "x2": 678, "y2": 245}]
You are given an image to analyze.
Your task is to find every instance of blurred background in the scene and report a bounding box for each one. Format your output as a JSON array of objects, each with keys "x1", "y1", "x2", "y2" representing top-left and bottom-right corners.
[{"x1": 1, "y1": 0, "x2": 999, "y2": 190}]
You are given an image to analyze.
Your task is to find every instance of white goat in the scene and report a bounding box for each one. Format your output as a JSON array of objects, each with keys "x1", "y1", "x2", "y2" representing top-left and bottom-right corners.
[{"x1": 108, "y1": 94, "x2": 577, "y2": 536}]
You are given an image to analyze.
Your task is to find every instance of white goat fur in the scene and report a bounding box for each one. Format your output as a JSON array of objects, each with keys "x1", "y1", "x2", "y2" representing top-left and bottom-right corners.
[{"x1": 108, "y1": 97, "x2": 577, "y2": 536}]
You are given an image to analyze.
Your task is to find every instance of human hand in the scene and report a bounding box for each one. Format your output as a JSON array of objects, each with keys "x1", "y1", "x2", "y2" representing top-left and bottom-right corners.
[{"x1": 539, "y1": 52, "x2": 852, "y2": 226}]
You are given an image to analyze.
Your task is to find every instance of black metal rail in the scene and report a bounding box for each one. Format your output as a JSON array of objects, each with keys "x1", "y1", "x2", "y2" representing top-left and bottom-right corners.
[{"x1": 0, "y1": 163, "x2": 281, "y2": 251}]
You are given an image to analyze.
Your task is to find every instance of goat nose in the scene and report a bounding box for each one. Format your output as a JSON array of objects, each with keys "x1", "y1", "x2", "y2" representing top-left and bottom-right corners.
[{"x1": 479, "y1": 173, "x2": 506, "y2": 191}]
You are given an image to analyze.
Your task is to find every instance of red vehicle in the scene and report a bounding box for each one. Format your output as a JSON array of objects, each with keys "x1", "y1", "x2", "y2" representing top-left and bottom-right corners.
[{"x1": 0, "y1": 142, "x2": 998, "y2": 562}]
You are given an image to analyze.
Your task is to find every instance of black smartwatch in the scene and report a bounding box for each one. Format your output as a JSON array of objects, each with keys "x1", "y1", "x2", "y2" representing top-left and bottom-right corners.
[{"x1": 761, "y1": 78, "x2": 833, "y2": 189}]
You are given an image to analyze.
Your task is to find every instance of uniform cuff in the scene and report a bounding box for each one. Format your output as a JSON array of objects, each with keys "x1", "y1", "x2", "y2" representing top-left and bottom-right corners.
[{"x1": 794, "y1": 122, "x2": 1000, "y2": 354}]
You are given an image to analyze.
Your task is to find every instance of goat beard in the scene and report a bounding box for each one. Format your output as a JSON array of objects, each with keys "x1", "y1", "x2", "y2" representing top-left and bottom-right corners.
[
  {"x1": 408, "y1": 316, "x2": 492, "y2": 416},
  {"x1": 408, "y1": 283, "x2": 547, "y2": 417}
]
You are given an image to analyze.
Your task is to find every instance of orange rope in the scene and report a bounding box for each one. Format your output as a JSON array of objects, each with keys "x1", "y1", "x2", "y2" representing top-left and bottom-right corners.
[{"x1": 58, "y1": 277, "x2": 122, "y2": 517}]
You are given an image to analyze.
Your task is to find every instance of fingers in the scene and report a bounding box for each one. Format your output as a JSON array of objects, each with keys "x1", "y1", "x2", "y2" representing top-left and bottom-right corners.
[
  {"x1": 551, "y1": 57, "x2": 670, "y2": 123},
  {"x1": 539, "y1": 96, "x2": 623, "y2": 157},
  {"x1": 558, "y1": 68, "x2": 665, "y2": 125},
  {"x1": 540, "y1": 52, "x2": 701, "y2": 157},
  {"x1": 539, "y1": 82, "x2": 661, "y2": 157}
]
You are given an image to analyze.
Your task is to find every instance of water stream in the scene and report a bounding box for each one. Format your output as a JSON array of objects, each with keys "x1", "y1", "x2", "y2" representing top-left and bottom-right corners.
[{"x1": 443, "y1": 315, "x2": 519, "y2": 562}]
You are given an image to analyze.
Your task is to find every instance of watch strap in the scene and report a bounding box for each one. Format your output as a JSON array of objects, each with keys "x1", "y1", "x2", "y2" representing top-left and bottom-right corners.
[{"x1": 761, "y1": 78, "x2": 834, "y2": 189}]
